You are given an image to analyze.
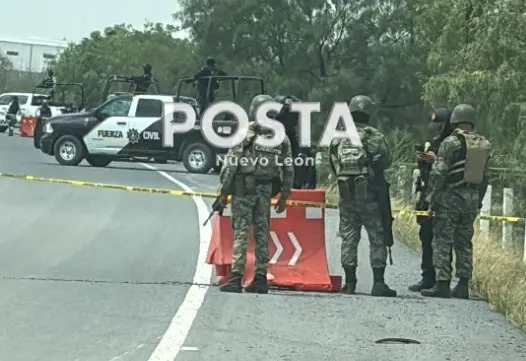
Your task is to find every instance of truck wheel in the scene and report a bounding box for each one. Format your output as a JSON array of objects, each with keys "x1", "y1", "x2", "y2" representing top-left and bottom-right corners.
[
  {"x1": 182, "y1": 142, "x2": 214, "y2": 174},
  {"x1": 0, "y1": 126, "x2": 6, "y2": 133},
  {"x1": 53, "y1": 135, "x2": 85, "y2": 166},
  {"x1": 86, "y1": 155, "x2": 112, "y2": 167}
]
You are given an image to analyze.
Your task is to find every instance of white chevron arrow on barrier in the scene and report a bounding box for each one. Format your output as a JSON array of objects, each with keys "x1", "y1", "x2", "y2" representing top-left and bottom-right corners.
[
  {"x1": 269, "y1": 232, "x2": 283, "y2": 264},
  {"x1": 268, "y1": 231, "x2": 302, "y2": 266},
  {"x1": 287, "y1": 232, "x2": 302, "y2": 266}
]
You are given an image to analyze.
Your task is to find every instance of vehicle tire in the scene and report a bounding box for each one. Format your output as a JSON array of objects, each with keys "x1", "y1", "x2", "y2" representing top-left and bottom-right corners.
[
  {"x1": 86, "y1": 155, "x2": 112, "y2": 167},
  {"x1": 182, "y1": 142, "x2": 214, "y2": 174},
  {"x1": 53, "y1": 135, "x2": 85, "y2": 166},
  {"x1": 0, "y1": 126, "x2": 6, "y2": 133}
]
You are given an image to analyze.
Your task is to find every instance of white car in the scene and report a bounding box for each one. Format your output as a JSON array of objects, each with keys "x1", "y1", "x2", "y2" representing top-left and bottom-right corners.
[{"x1": 0, "y1": 92, "x2": 66, "y2": 132}]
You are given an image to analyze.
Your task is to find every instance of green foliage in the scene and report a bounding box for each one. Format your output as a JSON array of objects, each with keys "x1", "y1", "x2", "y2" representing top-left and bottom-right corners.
[
  {"x1": 50, "y1": 23, "x2": 199, "y2": 106},
  {"x1": 19, "y1": 0, "x2": 524, "y2": 210}
]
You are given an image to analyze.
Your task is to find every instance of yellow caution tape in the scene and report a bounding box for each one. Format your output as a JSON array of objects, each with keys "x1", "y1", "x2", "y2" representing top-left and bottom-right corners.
[
  {"x1": 0, "y1": 171, "x2": 523, "y2": 223},
  {"x1": 393, "y1": 208, "x2": 524, "y2": 223}
]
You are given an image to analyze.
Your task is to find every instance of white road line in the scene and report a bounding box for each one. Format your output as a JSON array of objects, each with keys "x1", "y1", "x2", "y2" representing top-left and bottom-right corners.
[
  {"x1": 181, "y1": 347, "x2": 199, "y2": 351},
  {"x1": 141, "y1": 163, "x2": 212, "y2": 361}
]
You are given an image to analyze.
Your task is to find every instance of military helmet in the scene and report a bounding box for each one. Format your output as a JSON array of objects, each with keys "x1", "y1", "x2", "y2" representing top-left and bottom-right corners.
[
  {"x1": 248, "y1": 94, "x2": 273, "y2": 119},
  {"x1": 349, "y1": 95, "x2": 374, "y2": 116},
  {"x1": 143, "y1": 63, "x2": 152, "y2": 72},
  {"x1": 450, "y1": 104, "x2": 476, "y2": 125},
  {"x1": 274, "y1": 95, "x2": 300, "y2": 104},
  {"x1": 206, "y1": 57, "x2": 215, "y2": 66}
]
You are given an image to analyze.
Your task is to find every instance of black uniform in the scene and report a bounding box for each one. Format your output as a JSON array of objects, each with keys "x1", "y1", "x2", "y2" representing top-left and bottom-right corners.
[
  {"x1": 131, "y1": 72, "x2": 153, "y2": 93},
  {"x1": 6, "y1": 98, "x2": 20, "y2": 126},
  {"x1": 273, "y1": 95, "x2": 317, "y2": 189},
  {"x1": 193, "y1": 62, "x2": 227, "y2": 107},
  {"x1": 409, "y1": 108, "x2": 452, "y2": 292},
  {"x1": 33, "y1": 104, "x2": 52, "y2": 148},
  {"x1": 130, "y1": 64, "x2": 154, "y2": 93}
]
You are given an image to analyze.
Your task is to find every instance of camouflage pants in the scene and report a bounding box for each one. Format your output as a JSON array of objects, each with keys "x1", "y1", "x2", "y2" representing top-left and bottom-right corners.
[
  {"x1": 432, "y1": 204, "x2": 477, "y2": 281},
  {"x1": 231, "y1": 183, "x2": 272, "y2": 276},
  {"x1": 339, "y1": 196, "x2": 387, "y2": 269}
]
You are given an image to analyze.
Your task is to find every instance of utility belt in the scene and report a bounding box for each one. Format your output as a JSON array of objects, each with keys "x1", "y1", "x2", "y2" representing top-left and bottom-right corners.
[
  {"x1": 337, "y1": 175, "x2": 371, "y2": 202},
  {"x1": 232, "y1": 174, "x2": 274, "y2": 197}
]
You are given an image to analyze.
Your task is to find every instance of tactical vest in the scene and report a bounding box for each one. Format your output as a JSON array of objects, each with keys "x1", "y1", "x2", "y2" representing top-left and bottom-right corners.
[
  {"x1": 240, "y1": 133, "x2": 284, "y2": 181},
  {"x1": 333, "y1": 132, "x2": 368, "y2": 177},
  {"x1": 445, "y1": 129, "x2": 491, "y2": 187}
]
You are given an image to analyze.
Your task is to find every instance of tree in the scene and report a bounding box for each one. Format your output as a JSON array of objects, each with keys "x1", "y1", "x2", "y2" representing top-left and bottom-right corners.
[{"x1": 52, "y1": 23, "x2": 199, "y2": 106}]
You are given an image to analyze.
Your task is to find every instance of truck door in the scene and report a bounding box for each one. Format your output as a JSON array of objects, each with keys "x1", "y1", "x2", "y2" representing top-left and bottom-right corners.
[
  {"x1": 83, "y1": 96, "x2": 133, "y2": 154},
  {"x1": 124, "y1": 98, "x2": 164, "y2": 153}
]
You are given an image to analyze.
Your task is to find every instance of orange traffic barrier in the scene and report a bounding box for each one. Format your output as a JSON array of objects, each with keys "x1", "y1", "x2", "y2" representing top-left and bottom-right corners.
[
  {"x1": 19, "y1": 116, "x2": 36, "y2": 137},
  {"x1": 205, "y1": 189, "x2": 341, "y2": 292}
]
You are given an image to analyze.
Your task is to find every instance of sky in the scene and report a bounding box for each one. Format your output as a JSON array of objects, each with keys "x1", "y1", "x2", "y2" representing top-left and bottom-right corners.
[{"x1": 0, "y1": 0, "x2": 187, "y2": 43}]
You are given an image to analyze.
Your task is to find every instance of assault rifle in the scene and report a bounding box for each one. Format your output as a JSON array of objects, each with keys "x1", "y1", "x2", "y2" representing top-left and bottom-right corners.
[
  {"x1": 202, "y1": 195, "x2": 225, "y2": 226},
  {"x1": 370, "y1": 167, "x2": 394, "y2": 265}
]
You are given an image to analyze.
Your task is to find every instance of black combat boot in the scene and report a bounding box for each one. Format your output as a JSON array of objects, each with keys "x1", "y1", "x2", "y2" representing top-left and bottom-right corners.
[
  {"x1": 408, "y1": 278, "x2": 435, "y2": 292},
  {"x1": 421, "y1": 280, "x2": 451, "y2": 298},
  {"x1": 244, "y1": 274, "x2": 269, "y2": 294},
  {"x1": 370, "y1": 267, "x2": 397, "y2": 297},
  {"x1": 219, "y1": 273, "x2": 243, "y2": 293},
  {"x1": 341, "y1": 266, "x2": 357, "y2": 294},
  {"x1": 452, "y1": 278, "x2": 469, "y2": 299}
]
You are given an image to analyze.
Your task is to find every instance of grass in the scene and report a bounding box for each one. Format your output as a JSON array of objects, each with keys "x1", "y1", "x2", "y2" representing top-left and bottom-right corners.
[
  {"x1": 393, "y1": 206, "x2": 526, "y2": 329},
  {"x1": 325, "y1": 185, "x2": 526, "y2": 329}
]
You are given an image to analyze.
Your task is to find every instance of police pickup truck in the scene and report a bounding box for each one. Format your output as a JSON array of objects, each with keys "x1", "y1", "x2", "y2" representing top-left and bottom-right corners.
[
  {"x1": 0, "y1": 92, "x2": 66, "y2": 132},
  {"x1": 39, "y1": 94, "x2": 235, "y2": 173}
]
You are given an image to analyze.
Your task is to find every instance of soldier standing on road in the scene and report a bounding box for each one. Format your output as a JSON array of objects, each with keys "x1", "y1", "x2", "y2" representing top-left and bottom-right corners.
[
  {"x1": 422, "y1": 104, "x2": 491, "y2": 299},
  {"x1": 218, "y1": 94, "x2": 294, "y2": 294},
  {"x1": 6, "y1": 96, "x2": 20, "y2": 137},
  {"x1": 408, "y1": 108, "x2": 453, "y2": 292},
  {"x1": 329, "y1": 95, "x2": 397, "y2": 297}
]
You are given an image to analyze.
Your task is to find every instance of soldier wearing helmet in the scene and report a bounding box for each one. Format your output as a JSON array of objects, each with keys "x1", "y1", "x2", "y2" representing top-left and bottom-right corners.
[
  {"x1": 193, "y1": 57, "x2": 227, "y2": 108},
  {"x1": 131, "y1": 64, "x2": 153, "y2": 93},
  {"x1": 422, "y1": 104, "x2": 491, "y2": 299},
  {"x1": 409, "y1": 107, "x2": 453, "y2": 293},
  {"x1": 329, "y1": 95, "x2": 397, "y2": 297},
  {"x1": 218, "y1": 94, "x2": 294, "y2": 294}
]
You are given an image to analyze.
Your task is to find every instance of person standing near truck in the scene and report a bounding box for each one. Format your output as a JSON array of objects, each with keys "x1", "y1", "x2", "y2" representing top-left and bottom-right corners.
[{"x1": 6, "y1": 96, "x2": 20, "y2": 136}]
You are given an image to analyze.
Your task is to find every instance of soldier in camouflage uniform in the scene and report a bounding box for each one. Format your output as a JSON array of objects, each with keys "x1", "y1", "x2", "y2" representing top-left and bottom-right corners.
[
  {"x1": 329, "y1": 95, "x2": 397, "y2": 297},
  {"x1": 218, "y1": 94, "x2": 295, "y2": 294},
  {"x1": 422, "y1": 104, "x2": 491, "y2": 299}
]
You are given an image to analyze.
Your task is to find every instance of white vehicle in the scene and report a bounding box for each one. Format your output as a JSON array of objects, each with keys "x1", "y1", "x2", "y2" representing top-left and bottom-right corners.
[
  {"x1": 39, "y1": 93, "x2": 235, "y2": 173},
  {"x1": 0, "y1": 92, "x2": 66, "y2": 132}
]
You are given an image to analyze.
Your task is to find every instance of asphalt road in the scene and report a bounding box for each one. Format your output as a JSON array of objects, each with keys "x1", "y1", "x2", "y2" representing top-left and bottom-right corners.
[{"x1": 0, "y1": 133, "x2": 525, "y2": 361}]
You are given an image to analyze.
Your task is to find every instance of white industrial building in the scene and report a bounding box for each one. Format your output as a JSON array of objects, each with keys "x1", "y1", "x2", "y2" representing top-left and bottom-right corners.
[{"x1": 0, "y1": 36, "x2": 68, "y2": 73}]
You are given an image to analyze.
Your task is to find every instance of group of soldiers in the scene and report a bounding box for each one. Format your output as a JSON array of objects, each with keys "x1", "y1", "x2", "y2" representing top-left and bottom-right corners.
[
  {"x1": 409, "y1": 104, "x2": 491, "y2": 298},
  {"x1": 215, "y1": 92, "x2": 491, "y2": 299}
]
